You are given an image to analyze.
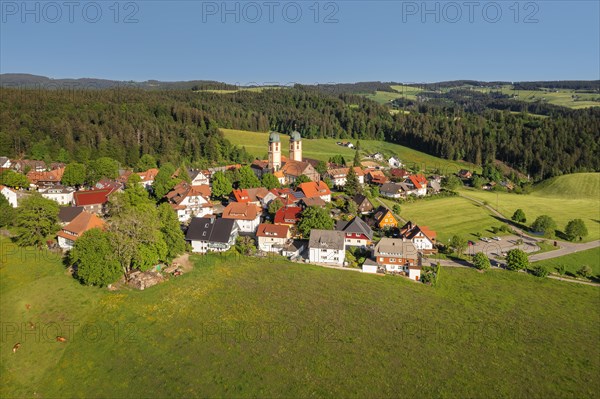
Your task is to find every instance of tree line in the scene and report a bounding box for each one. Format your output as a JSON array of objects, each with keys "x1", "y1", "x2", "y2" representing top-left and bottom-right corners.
[{"x1": 1, "y1": 86, "x2": 598, "y2": 181}]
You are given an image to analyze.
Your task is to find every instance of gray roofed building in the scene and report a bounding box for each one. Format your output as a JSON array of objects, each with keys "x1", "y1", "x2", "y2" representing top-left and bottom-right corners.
[
  {"x1": 58, "y1": 206, "x2": 84, "y2": 224},
  {"x1": 308, "y1": 230, "x2": 345, "y2": 251},
  {"x1": 335, "y1": 217, "x2": 374, "y2": 240},
  {"x1": 186, "y1": 217, "x2": 238, "y2": 253},
  {"x1": 374, "y1": 238, "x2": 419, "y2": 258},
  {"x1": 380, "y1": 182, "x2": 410, "y2": 199}
]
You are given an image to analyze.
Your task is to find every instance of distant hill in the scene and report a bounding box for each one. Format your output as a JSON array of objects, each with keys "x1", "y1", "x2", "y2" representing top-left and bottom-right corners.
[
  {"x1": 533, "y1": 173, "x2": 600, "y2": 199},
  {"x1": 0, "y1": 73, "x2": 238, "y2": 91}
]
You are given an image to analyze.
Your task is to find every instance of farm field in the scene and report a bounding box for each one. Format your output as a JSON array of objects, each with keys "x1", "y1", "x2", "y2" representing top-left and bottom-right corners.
[
  {"x1": 221, "y1": 128, "x2": 478, "y2": 174},
  {"x1": 1, "y1": 239, "x2": 599, "y2": 398},
  {"x1": 395, "y1": 196, "x2": 507, "y2": 244},
  {"x1": 532, "y1": 247, "x2": 600, "y2": 279},
  {"x1": 472, "y1": 85, "x2": 600, "y2": 109},
  {"x1": 458, "y1": 173, "x2": 600, "y2": 242},
  {"x1": 364, "y1": 84, "x2": 424, "y2": 104}
]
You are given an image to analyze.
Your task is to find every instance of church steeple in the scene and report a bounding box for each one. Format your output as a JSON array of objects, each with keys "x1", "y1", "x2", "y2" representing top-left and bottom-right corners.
[{"x1": 289, "y1": 130, "x2": 302, "y2": 162}]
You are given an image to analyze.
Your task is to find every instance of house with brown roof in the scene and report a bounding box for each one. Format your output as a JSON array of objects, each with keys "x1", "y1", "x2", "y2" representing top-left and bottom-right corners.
[
  {"x1": 12, "y1": 159, "x2": 46, "y2": 173},
  {"x1": 73, "y1": 188, "x2": 116, "y2": 214},
  {"x1": 27, "y1": 167, "x2": 65, "y2": 189},
  {"x1": 231, "y1": 187, "x2": 272, "y2": 208},
  {"x1": 279, "y1": 158, "x2": 320, "y2": 185},
  {"x1": 57, "y1": 211, "x2": 105, "y2": 250},
  {"x1": 297, "y1": 181, "x2": 331, "y2": 203},
  {"x1": 256, "y1": 223, "x2": 291, "y2": 253},
  {"x1": 369, "y1": 206, "x2": 398, "y2": 229},
  {"x1": 399, "y1": 221, "x2": 437, "y2": 254},
  {"x1": 380, "y1": 182, "x2": 411, "y2": 199},
  {"x1": 221, "y1": 202, "x2": 261, "y2": 233},
  {"x1": 352, "y1": 194, "x2": 374, "y2": 214},
  {"x1": 137, "y1": 168, "x2": 159, "y2": 189},
  {"x1": 165, "y1": 182, "x2": 213, "y2": 222},
  {"x1": 365, "y1": 170, "x2": 388, "y2": 185}
]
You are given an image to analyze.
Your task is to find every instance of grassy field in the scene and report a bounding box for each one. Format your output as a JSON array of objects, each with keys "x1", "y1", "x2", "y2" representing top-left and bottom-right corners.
[
  {"x1": 221, "y1": 128, "x2": 478, "y2": 174},
  {"x1": 532, "y1": 247, "x2": 600, "y2": 279},
  {"x1": 364, "y1": 85, "x2": 424, "y2": 104},
  {"x1": 394, "y1": 196, "x2": 508, "y2": 244},
  {"x1": 2, "y1": 238, "x2": 599, "y2": 398},
  {"x1": 459, "y1": 173, "x2": 600, "y2": 242},
  {"x1": 472, "y1": 85, "x2": 600, "y2": 109}
]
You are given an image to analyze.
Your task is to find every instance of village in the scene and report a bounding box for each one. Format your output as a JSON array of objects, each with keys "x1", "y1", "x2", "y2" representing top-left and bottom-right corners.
[{"x1": 1, "y1": 132, "x2": 522, "y2": 285}]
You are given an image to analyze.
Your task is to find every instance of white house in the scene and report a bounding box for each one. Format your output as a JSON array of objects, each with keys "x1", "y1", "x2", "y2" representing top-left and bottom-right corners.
[
  {"x1": 256, "y1": 223, "x2": 291, "y2": 253},
  {"x1": 362, "y1": 258, "x2": 380, "y2": 274},
  {"x1": 165, "y1": 182, "x2": 213, "y2": 223},
  {"x1": 221, "y1": 202, "x2": 261, "y2": 233},
  {"x1": 388, "y1": 157, "x2": 403, "y2": 168},
  {"x1": 0, "y1": 185, "x2": 18, "y2": 208},
  {"x1": 308, "y1": 230, "x2": 346, "y2": 266},
  {"x1": 188, "y1": 169, "x2": 211, "y2": 186},
  {"x1": 0, "y1": 157, "x2": 12, "y2": 169},
  {"x1": 186, "y1": 217, "x2": 238, "y2": 254},
  {"x1": 41, "y1": 186, "x2": 75, "y2": 205},
  {"x1": 325, "y1": 167, "x2": 365, "y2": 187},
  {"x1": 56, "y1": 211, "x2": 105, "y2": 250},
  {"x1": 400, "y1": 222, "x2": 437, "y2": 255}
]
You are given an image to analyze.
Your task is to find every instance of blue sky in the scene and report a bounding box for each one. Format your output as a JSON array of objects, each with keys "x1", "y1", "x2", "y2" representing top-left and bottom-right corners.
[{"x1": 1, "y1": 1, "x2": 598, "y2": 83}]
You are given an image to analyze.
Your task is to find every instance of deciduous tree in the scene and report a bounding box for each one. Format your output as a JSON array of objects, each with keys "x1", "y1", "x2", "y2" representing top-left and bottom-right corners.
[
  {"x1": 564, "y1": 219, "x2": 588, "y2": 241},
  {"x1": 62, "y1": 162, "x2": 87, "y2": 187},
  {"x1": 473, "y1": 252, "x2": 491, "y2": 270},
  {"x1": 14, "y1": 194, "x2": 59, "y2": 247},
  {"x1": 211, "y1": 171, "x2": 232, "y2": 199},
  {"x1": 530, "y1": 215, "x2": 557, "y2": 238},
  {"x1": 71, "y1": 229, "x2": 121, "y2": 286},
  {"x1": 511, "y1": 209, "x2": 527, "y2": 223},
  {"x1": 298, "y1": 206, "x2": 334, "y2": 237},
  {"x1": 505, "y1": 249, "x2": 528, "y2": 271}
]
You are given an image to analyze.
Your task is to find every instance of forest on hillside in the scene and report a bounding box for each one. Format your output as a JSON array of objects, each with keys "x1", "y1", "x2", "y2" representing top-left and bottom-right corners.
[{"x1": 0, "y1": 86, "x2": 598, "y2": 180}]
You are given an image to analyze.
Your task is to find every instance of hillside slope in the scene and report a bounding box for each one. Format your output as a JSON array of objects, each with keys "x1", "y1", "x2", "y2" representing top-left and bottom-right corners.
[{"x1": 532, "y1": 173, "x2": 600, "y2": 199}]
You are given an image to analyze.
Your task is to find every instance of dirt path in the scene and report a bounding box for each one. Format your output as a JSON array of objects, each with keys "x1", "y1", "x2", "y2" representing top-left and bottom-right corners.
[{"x1": 171, "y1": 253, "x2": 194, "y2": 273}]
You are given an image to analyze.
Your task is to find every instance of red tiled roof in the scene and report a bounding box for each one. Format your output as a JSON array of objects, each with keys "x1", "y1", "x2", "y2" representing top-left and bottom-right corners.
[
  {"x1": 409, "y1": 174, "x2": 428, "y2": 189},
  {"x1": 137, "y1": 168, "x2": 159, "y2": 182},
  {"x1": 57, "y1": 211, "x2": 105, "y2": 240},
  {"x1": 232, "y1": 189, "x2": 251, "y2": 203},
  {"x1": 274, "y1": 206, "x2": 302, "y2": 225},
  {"x1": 73, "y1": 188, "x2": 113, "y2": 206},
  {"x1": 298, "y1": 181, "x2": 331, "y2": 198},
  {"x1": 27, "y1": 168, "x2": 64, "y2": 184},
  {"x1": 256, "y1": 223, "x2": 290, "y2": 238},
  {"x1": 222, "y1": 202, "x2": 259, "y2": 221}
]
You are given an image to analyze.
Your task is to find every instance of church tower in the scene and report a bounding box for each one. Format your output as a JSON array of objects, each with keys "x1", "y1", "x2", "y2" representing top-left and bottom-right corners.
[
  {"x1": 289, "y1": 131, "x2": 303, "y2": 162},
  {"x1": 268, "y1": 131, "x2": 281, "y2": 171}
]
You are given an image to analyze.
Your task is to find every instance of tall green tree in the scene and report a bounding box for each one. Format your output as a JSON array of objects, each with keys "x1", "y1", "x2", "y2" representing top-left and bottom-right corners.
[
  {"x1": 449, "y1": 235, "x2": 467, "y2": 256},
  {"x1": 297, "y1": 206, "x2": 334, "y2": 237},
  {"x1": 0, "y1": 194, "x2": 15, "y2": 227},
  {"x1": 530, "y1": 215, "x2": 557, "y2": 238},
  {"x1": 262, "y1": 173, "x2": 280, "y2": 189},
  {"x1": 0, "y1": 170, "x2": 29, "y2": 189},
  {"x1": 62, "y1": 162, "x2": 87, "y2": 187},
  {"x1": 71, "y1": 229, "x2": 122, "y2": 286},
  {"x1": 14, "y1": 194, "x2": 59, "y2": 247},
  {"x1": 511, "y1": 209, "x2": 527, "y2": 223},
  {"x1": 211, "y1": 171, "x2": 232, "y2": 199},
  {"x1": 152, "y1": 163, "x2": 178, "y2": 199},
  {"x1": 136, "y1": 154, "x2": 157, "y2": 172},
  {"x1": 315, "y1": 161, "x2": 328, "y2": 175},
  {"x1": 238, "y1": 166, "x2": 260, "y2": 189},
  {"x1": 505, "y1": 249, "x2": 529, "y2": 271},
  {"x1": 158, "y1": 203, "x2": 187, "y2": 261},
  {"x1": 108, "y1": 206, "x2": 167, "y2": 276},
  {"x1": 564, "y1": 219, "x2": 588, "y2": 241},
  {"x1": 443, "y1": 175, "x2": 462, "y2": 190},
  {"x1": 87, "y1": 157, "x2": 119, "y2": 184},
  {"x1": 353, "y1": 150, "x2": 361, "y2": 167},
  {"x1": 344, "y1": 167, "x2": 361, "y2": 196}
]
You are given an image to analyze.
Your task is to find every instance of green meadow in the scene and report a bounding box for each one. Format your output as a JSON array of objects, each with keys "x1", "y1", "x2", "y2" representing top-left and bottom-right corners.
[
  {"x1": 472, "y1": 85, "x2": 600, "y2": 109},
  {"x1": 459, "y1": 173, "x2": 600, "y2": 242},
  {"x1": 532, "y1": 247, "x2": 600, "y2": 279},
  {"x1": 1, "y1": 239, "x2": 599, "y2": 398},
  {"x1": 395, "y1": 196, "x2": 507, "y2": 244},
  {"x1": 221, "y1": 128, "x2": 478, "y2": 174}
]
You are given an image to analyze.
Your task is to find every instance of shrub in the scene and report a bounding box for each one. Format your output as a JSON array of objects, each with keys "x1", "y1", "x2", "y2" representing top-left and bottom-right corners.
[
  {"x1": 530, "y1": 265, "x2": 549, "y2": 278},
  {"x1": 577, "y1": 265, "x2": 592, "y2": 279},
  {"x1": 473, "y1": 252, "x2": 491, "y2": 270}
]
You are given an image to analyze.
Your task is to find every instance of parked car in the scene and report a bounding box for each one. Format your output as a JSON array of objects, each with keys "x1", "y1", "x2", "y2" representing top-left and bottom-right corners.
[
  {"x1": 480, "y1": 237, "x2": 490, "y2": 242},
  {"x1": 492, "y1": 236, "x2": 501, "y2": 241}
]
